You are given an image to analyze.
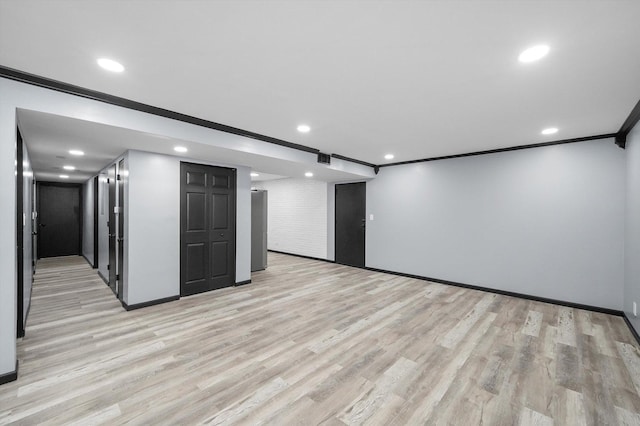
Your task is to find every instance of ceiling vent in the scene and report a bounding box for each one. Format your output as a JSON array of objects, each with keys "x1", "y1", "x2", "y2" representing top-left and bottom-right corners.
[{"x1": 317, "y1": 153, "x2": 331, "y2": 164}]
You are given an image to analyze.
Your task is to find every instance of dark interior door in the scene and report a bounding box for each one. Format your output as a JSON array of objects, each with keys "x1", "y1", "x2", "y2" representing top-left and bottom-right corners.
[
  {"x1": 335, "y1": 182, "x2": 366, "y2": 268},
  {"x1": 180, "y1": 162, "x2": 236, "y2": 296},
  {"x1": 37, "y1": 182, "x2": 81, "y2": 258},
  {"x1": 108, "y1": 165, "x2": 116, "y2": 294},
  {"x1": 16, "y1": 128, "x2": 24, "y2": 337},
  {"x1": 117, "y1": 159, "x2": 125, "y2": 300}
]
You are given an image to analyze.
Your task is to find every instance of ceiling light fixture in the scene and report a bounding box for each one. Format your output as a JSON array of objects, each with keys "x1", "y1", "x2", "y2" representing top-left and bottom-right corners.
[
  {"x1": 97, "y1": 58, "x2": 125, "y2": 73},
  {"x1": 297, "y1": 124, "x2": 311, "y2": 133},
  {"x1": 59, "y1": 175, "x2": 69, "y2": 179},
  {"x1": 384, "y1": 154, "x2": 395, "y2": 160},
  {"x1": 518, "y1": 45, "x2": 550, "y2": 63},
  {"x1": 174, "y1": 146, "x2": 188, "y2": 153},
  {"x1": 63, "y1": 165, "x2": 76, "y2": 171},
  {"x1": 69, "y1": 150, "x2": 84, "y2": 156},
  {"x1": 541, "y1": 127, "x2": 558, "y2": 135},
  {"x1": 305, "y1": 172, "x2": 313, "y2": 177},
  {"x1": 250, "y1": 172, "x2": 260, "y2": 177}
]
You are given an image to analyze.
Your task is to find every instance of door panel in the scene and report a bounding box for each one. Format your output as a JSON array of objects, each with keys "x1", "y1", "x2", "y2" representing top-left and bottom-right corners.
[
  {"x1": 187, "y1": 171, "x2": 206, "y2": 186},
  {"x1": 187, "y1": 192, "x2": 206, "y2": 231},
  {"x1": 180, "y1": 162, "x2": 236, "y2": 296},
  {"x1": 212, "y1": 193, "x2": 229, "y2": 229},
  {"x1": 37, "y1": 183, "x2": 81, "y2": 258},
  {"x1": 211, "y1": 242, "x2": 228, "y2": 277},
  {"x1": 335, "y1": 182, "x2": 366, "y2": 268},
  {"x1": 186, "y1": 243, "x2": 206, "y2": 281}
]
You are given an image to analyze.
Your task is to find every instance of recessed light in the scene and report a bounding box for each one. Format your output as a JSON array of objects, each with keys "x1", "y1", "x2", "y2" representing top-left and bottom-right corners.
[
  {"x1": 69, "y1": 150, "x2": 84, "y2": 156},
  {"x1": 63, "y1": 165, "x2": 76, "y2": 171},
  {"x1": 97, "y1": 58, "x2": 125, "y2": 73},
  {"x1": 250, "y1": 172, "x2": 260, "y2": 177},
  {"x1": 384, "y1": 154, "x2": 395, "y2": 160},
  {"x1": 541, "y1": 127, "x2": 558, "y2": 135},
  {"x1": 174, "y1": 146, "x2": 188, "y2": 153},
  {"x1": 305, "y1": 172, "x2": 313, "y2": 177},
  {"x1": 518, "y1": 45, "x2": 550, "y2": 63},
  {"x1": 297, "y1": 124, "x2": 311, "y2": 133},
  {"x1": 59, "y1": 175, "x2": 69, "y2": 179}
]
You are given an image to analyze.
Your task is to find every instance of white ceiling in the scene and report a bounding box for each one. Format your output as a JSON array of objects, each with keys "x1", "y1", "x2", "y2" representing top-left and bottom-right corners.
[
  {"x1": 16, "y1": 109, "x2": 364, "y2": 183},
  {"x1": 2, "y1": 1, "x2": 640, "y2": 172}
]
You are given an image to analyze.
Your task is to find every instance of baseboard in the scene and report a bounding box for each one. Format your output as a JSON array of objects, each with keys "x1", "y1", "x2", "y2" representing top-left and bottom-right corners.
[
  {"x1": 623, "y1": 314, "x2": 640, "y2": 346},
  {"x1": 236, "y1": 279, "x2": 251, "y2": 286},
  {"x1": 268, "y1": 249, "x2": 334, "y2": 263},
  {"x1": 82, "y1": 254, "x2": 95, "y2": 268},
  {"x1": 0, "y1": 361, "x2": 18, "y2": 386},
  {"x1": 97, "y1": 271, "x2": 109, "y2": 286},
  {"x1": 121, "y1": 295, "x2": 180, "y2": 311},
  {"x1": 363, "y1": 266, "x2": 623, "y2": 316}
]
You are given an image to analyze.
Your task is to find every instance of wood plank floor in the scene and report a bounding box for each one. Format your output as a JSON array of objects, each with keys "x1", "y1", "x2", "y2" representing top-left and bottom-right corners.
[{"x1": 2, "y1": 253, "x2": 640, "y2": 425}]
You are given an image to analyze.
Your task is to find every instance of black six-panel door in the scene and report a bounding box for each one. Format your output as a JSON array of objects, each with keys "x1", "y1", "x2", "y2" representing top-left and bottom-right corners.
[{"x1": 180, "y1": 162, "x2": 236, "y2": 296}]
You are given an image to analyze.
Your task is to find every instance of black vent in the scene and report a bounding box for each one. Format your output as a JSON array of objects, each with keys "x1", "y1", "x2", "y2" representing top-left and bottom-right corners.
[{"x1": 317, "y1": 153, "x2": 331, "y2": 164}]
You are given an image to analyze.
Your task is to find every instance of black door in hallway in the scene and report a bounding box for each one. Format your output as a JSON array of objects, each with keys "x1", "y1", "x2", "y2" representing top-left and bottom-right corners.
[
  {"x1": 335, "y1": 182, "x2": 366, "y2": 268},
  {"x1": 180, "y1": 162, "x2": 237, "y2": 296},
  {"x1": 108, "y1": 165, "x2": 117, "y2": 294},
  {"x1": 37, "y1": 182, "x2": 81, "y2": 258}
]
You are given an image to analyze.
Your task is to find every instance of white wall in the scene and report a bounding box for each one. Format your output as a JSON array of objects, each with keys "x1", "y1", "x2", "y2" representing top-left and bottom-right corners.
[
  {"x1": 367, "y1": 139, "x2": 625, "y2": 310},
  {"x1": 255, "y1": 178, "x2": 328, "y2": 259},
  {"x1": 82, "y1": 177, "x2": 95, "y2": 266},
  {"x1": 625, "y1": 126, "x2": 640, "y2": 334}
]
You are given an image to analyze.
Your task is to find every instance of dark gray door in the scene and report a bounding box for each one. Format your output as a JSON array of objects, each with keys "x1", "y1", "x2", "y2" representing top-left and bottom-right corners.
[
  {"x1": 180, "y1": 162, "x2": 236, "y2": 296},
  {"x1": 335, "y1": 182, "x2": 366, "y2": 268},
  {"x1": 16, "y1": 129, "x2": 24, "y2": 337},
  {"x1": 108, "y1": 165, "x2": 116, "y2": 294},
  {"x1": 117, "y1": 159, "x2": 125, "y2": 300},
  {"x1": 37, "y1": 182, "x2": 81, "y2": 258}
]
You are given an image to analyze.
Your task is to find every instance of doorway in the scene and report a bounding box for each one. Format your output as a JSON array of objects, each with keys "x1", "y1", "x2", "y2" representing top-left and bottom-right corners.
[
  {"x1": 37, "y1": 182, "x2": 82, "y2": 258},
  {"x1": 180, "y1": 162, "x2": 237, "y2": 296},
  {"x1": 335, "y1": 182, "x2": 366, "y2": 268}
]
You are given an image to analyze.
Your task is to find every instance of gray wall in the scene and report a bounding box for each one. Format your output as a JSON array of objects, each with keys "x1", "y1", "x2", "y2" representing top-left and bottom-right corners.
[
  {"x1": 97, "y1": 171, "x2": 109, "y2": 282},
  {"x1": 367, "y1": 139, "x2": 625, "y2": 310},
  {"x1": 0, "y1": 90, "x2": 17, "y2": 375},
  {"x1": 625, "y1": 125, "x2": 640, "y2": 334},
  {"x1": 82, "y1": 177, "x2": 95, "y2": 266}
]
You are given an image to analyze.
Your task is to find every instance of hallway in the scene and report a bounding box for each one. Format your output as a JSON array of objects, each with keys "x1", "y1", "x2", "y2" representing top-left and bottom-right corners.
[{"x1": 2, "y1": 254, "x2": 640, "y2": 424}]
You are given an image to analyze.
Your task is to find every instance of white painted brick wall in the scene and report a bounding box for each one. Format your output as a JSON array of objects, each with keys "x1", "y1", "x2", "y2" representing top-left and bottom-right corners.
[{"x1": 254, "y1": 178, "x2": 327, "y2": 259}]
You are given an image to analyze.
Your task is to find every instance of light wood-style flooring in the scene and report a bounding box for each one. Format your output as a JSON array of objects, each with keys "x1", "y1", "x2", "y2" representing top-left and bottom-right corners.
[{"x1": 2, "y1": 253, "x2": 640, "y2": 425}]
